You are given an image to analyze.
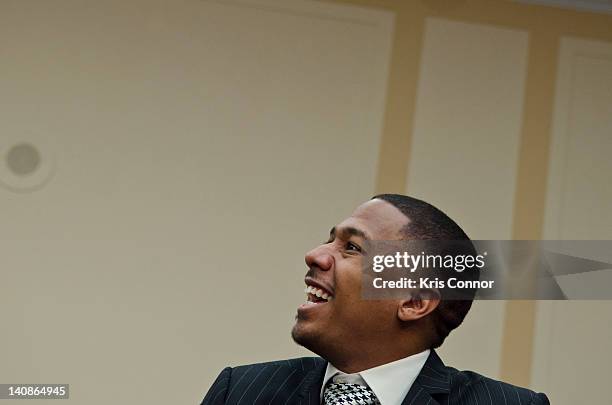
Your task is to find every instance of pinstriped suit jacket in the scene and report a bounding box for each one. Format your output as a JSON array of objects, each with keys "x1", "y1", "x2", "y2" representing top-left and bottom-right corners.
[{"x1": 200, "y1": 350, "x2": 549, "y2": 405}]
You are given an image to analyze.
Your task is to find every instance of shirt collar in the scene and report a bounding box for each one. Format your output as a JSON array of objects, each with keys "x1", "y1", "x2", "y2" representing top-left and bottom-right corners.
[{"x1": 320, "y1": 349, "x2": 430, "y2": 405}]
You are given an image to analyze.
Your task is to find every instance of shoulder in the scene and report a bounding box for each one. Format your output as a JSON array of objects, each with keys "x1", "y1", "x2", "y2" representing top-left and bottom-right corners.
[
  {"x1": 422, "y1": 351, "x2": 548, "y2": 404},
  {"x1": 228, "y1": 356, "x2": 325, "y2": 374},
  {"x1": 445, "y1": 366, "x2": 549, "y2": 404},
  {"x1": 214, "y1": 356, "x2": 325, "y2": 389},
  {"x1": 201, "y1": 357, "x2": 325, "y2": 404}
]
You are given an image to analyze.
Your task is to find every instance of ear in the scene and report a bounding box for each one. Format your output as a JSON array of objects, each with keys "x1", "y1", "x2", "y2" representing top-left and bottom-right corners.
[{"x1": 397, "y1": 289, "x2": 441, "y2": 322}]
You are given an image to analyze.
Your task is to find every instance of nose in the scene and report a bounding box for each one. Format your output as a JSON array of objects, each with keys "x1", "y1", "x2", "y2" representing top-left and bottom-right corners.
[{"x1": 305, "y1": 244, "x2": 334, "y2": 272}]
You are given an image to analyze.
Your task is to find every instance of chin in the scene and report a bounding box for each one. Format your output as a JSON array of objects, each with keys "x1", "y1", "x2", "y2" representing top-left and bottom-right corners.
[
  {"x1": 292, "y1": 322, "x2": 345, "y2": 366},
  {"x1": 292, "y1": 321, "x2": 337, "y2": 362},
  {"x1": 291, "y1": 320, "x2": 319, "y2": 351},
  {"x1": 291, "y1": 321, "x2": 309, "y2": 346}
]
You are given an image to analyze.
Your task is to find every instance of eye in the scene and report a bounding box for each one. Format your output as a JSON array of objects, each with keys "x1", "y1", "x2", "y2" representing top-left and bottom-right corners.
[{"x1": 346, "y1": 242, "x2": 362, "y2": 252}]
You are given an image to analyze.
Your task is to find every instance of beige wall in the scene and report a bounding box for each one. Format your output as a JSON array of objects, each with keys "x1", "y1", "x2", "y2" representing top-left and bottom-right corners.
[
  {"x1": 2, "y1": 0, "x2": 612, "y2": 404},
  {"x1": 0, "y1": 1, "x2": 394, "y2": 403}
]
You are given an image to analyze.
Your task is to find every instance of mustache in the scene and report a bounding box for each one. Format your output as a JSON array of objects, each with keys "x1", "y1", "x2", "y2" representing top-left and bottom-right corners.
[
  {"x1": 305, "y1": 268, "x2": 333, "y2": 287},
  {"x1": 305, "y1": 268, "x2": 316, "y2": 279}
]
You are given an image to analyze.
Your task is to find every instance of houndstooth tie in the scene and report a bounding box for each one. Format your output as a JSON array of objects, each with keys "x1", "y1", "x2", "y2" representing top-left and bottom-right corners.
[{"x1": 323, "y1": 381, "x2": 380, "y2": 405}]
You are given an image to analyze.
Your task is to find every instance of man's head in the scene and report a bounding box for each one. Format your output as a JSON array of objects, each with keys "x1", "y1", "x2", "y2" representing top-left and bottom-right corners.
[{"x1": 291, "y1": 194, "x2": 477, "y2": 371}]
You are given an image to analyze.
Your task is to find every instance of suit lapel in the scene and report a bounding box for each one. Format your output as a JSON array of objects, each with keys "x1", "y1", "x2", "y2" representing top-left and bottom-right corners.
[
  {"x1": 297, "y1": 358, "x2": 327, "y2": 405},
  {"x1": 401, "y1": 351, "x2": 450, "y2": 405}
]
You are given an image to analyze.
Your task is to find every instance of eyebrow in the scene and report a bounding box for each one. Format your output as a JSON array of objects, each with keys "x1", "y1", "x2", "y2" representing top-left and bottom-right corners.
[{"x1": 329, "y1": 226, "x2": 371, "y2": 241}]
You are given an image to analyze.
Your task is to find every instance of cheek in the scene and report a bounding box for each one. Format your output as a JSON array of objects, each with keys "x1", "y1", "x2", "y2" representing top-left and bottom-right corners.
[
  {"x1": 332, "y1": 261, "x2": 398, "y2": 324},
  {"x1": 333, "y1": 273, "x2": 376, "y2": 317},
  {"x1": 334, "y1": 261, "x2": 363, "y2": 297},
  {"x1": 331, "y1": 299, "x2": 397, "y2": 339},
  {"x1": 332, "y1": 284, "x2": 362, "y2": 314}
]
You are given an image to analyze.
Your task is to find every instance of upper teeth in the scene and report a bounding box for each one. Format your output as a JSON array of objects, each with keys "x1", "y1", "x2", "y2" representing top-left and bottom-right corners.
[{"x1": 304, "y1": 285, "x2": 332, "y2": 301}]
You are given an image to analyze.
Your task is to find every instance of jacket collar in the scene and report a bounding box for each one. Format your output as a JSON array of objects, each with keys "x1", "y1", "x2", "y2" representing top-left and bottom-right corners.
[
  {"x1": 298, "y1": 358, "x2": 327, "y2": 405},
  {"x1": 401, "y1": 350, "x2": 450, "y2": 405},
  {"x1": 298, "y1": 351, "x2": 450, "y2": 405}
]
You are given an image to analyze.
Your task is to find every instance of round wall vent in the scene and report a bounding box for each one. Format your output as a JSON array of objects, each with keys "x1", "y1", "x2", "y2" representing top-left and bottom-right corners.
[
  {"x1": 0, "y1": 140, "x2": 55, "y2": 192},
  {"x1": 6, "y1": 143, "x2": 41, "y2": 176}
]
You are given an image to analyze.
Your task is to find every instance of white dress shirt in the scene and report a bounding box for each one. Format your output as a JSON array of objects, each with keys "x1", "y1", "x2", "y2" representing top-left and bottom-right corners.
[{"x1": 320, "y1": 349, "x2": 430, "y2": 405}]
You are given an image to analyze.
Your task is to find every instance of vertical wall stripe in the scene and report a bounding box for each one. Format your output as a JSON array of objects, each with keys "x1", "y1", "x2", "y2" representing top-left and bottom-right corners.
[
  {"x1": 500, "y1": 29, "x2": 559, "y2": 388},
  {"x1": 510, "y1": 30, "x2": 559, "y2": 243},
  {"x1": 325, "y1": 0, "x2": 427, "y2": 194},
  {"x1": 373, "y1": 2, "x2": 426, "y2": 194}
]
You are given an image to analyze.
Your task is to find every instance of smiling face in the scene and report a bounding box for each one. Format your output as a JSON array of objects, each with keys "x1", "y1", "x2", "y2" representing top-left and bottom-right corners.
[{"x1": 291, "y1": 199, "x2": 410, "y2": 366}]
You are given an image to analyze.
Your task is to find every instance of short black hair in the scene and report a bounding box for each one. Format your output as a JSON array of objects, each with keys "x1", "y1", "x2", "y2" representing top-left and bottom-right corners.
[{"x1": 372, "y1": 193, "x2": 479, "y2": 348}]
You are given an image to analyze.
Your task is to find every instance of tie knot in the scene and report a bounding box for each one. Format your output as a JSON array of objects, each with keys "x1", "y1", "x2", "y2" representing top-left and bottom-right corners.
[
  {"x1": 324, "y1": 381, "x2": 380, "y2": 405},
  {"x1": 332, "y1": 372, "x2": 365, "y2": 385}
]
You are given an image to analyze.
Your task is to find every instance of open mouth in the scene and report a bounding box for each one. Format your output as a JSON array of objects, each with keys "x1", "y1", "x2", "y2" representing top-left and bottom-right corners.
[
  {"x1": 297, "y1": 278, "x2": 335, "y2": 313},
  {"x1": 303, "y1": 284, "x2": 333, "y2": 305}
]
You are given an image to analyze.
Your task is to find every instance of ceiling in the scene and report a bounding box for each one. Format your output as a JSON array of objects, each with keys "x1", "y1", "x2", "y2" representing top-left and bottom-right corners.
[{"x1": 515, "y1": 0, "x2": 612, "y2": 14}]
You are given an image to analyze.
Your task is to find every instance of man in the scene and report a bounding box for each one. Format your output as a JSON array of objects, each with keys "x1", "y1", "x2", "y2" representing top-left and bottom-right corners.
[{"x1": 201, "y1": 194, "x2": 549, "y2": 404}]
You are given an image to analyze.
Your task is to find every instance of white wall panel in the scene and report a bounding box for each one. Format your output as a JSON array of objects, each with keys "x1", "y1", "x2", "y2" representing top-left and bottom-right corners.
[
  {"x1": 534, "y1": 36, "x2": 612, "y2": 404},
  {"x1": 407, "y1": 18, "x2": 530, "y2": 378}
]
